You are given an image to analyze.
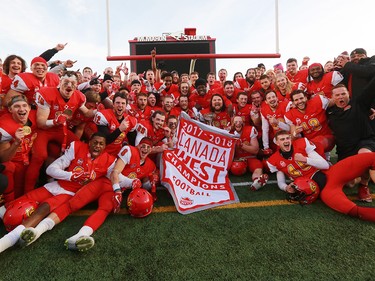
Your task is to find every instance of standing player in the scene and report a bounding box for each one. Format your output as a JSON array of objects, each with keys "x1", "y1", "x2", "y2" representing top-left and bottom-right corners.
[
  {"x1": 285, "y1": 90, "x2": 335, "y2": 158},
  {"x1": 24, "y1": 71, "x2": 98, "y2": 192},
  {"x1": 233, "y1": 92, "x2": 253, "y2": 126},
  {"x1": 135, "y1": 110, "x2": 170, "y2": 155},
  {"x1": 94, "y1": 92, "x2": 137, "y2": 155},
  {"x1": 285, "y1": 58, "x2": 308, "y2": 84},
  {"x1": 128, "y1": 92, "x2": 153, "y2": 123},
  {"x1": 260, "y1": 90, "x2": 291, "y2": 153},
  {"x1": 199, "y1": 94, "x2": 231, "y2": 130},
  {"x1": 5, "y1": 57, "x2": 60, "y2": 107},
  {"x1": 306, "y1": 63, "x2": 343, "y2": 98},
  {"x1": 0, "y1": 95, "x2": 37, "y2": 201}
]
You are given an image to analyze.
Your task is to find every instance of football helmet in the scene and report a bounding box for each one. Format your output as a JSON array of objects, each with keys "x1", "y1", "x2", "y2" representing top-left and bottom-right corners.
[
  {"x1": 3, "y1": 198, "x2": 38, "y2": 231},
  {"x1": 230, "y1": 159, "x2": 247, "y2": 176},
  {"x1": 287, "y1": 177, "x2": 320, "y2": 205},
  {"x1": 127, "y1": 188, "x2": 153, "y2": 218}
]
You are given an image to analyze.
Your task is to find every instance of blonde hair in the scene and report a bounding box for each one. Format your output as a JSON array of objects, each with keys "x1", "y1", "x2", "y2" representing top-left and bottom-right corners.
[{"x1": 274, "y1": 73, "x2": 294, "y2": 95}]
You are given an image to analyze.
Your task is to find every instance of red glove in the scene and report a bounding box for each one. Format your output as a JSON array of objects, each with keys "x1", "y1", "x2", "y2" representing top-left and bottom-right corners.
[
  {"x1": 132, "y1": 178, "x2": 142, "y2": 189},
  {"x1": 70, "y1": 170, "x2": 90, "y2": 183},
  {"x1": 149, "y1": 173, "x2": 160, "y2": 185},
  {"x1": 112, "y1": 191, "x2": 122, "y2": 213},
  {"x1": 53, "y1": 114, "x2": 67, "y2": 126},
  {"x1": 262, "y1": 148, "x2": 273, "y2": 156}
]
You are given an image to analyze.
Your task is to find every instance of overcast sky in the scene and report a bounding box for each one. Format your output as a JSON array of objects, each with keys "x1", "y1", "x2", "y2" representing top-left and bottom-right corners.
[{"x1": 1, "y1": 0, "x2": 374, "y2": 79}]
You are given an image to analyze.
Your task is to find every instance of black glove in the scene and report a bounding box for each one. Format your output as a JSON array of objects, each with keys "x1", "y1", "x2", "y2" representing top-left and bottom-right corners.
[{"x1": 89, "y1": 75, "x2": 101, "y2": 85}]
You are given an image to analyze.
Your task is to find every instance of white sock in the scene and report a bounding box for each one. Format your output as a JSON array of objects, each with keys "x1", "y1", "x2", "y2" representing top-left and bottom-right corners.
[
  {"x1": 67, "y1": 226, "x2": 94, "y2": 242},
  {"x1": 33, "y1": 218, "x2": 56, "y2": 240},
  {"x1": 0, "y1": 225, "x2": 25, "y2": 253},
  {"x1": 0, "y1": 205, "x2": 6, "y2": 220},
  {"x1": 325, "y1": 152, "x2": 331, "y2": 161}
]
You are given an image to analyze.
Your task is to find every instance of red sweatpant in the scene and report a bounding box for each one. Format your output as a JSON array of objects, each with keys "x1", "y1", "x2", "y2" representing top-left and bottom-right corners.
[
  {"x1": 54, "y1": 178, "x2": 114, "y2": 231},
  {"x1": 321, "y1": 153, "x2": 375, "y2": 221},
  {"x1": 3, "y1": 161, "x2": 29, "y2": 205},
  {"x1": 24, "y1": 129, "x2": 78, "y2": 192}
]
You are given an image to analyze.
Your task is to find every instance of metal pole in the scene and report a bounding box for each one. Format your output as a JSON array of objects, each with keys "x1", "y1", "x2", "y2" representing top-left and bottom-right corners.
[
  {"x1": 106, "y1": 0, "x2": 111, "y2": 56},
  {"x1": 275, "y1": 0, "x2": 280, "y2": 54},
  {"x1": 107, "y1": 53, "x2": 281, "y2": 61}
]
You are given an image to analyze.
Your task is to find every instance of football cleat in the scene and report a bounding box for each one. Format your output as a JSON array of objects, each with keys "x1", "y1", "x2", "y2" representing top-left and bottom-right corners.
[
  {"x1": 65, "y1": 236, "x2": 95, "y2": 252},
  {"x1": 358, "y1": 185, "x2": 372, "y2": 203},
  {"x1": 250, "y1": 174, "x2": 269, "y2": 191},
  {"x1": 19, "y1": 227, "x2": 38, "y2": 247}
]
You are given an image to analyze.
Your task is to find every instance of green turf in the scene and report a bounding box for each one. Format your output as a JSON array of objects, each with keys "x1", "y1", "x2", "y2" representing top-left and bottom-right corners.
[
  {"x1": 3, "y1": 149, "x2": 375, "y2": 281},
  {"x1": 1, "y1": 180, "x2": 375, "y2": 281}
]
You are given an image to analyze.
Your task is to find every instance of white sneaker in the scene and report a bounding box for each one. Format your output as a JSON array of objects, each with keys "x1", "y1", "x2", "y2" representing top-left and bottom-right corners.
[
  {"x1": 250, "y1": 174, "x2": 269, "y2": 191},
  {"x1": 65, "y1": 236, "x2": 95, "y2": 252}
]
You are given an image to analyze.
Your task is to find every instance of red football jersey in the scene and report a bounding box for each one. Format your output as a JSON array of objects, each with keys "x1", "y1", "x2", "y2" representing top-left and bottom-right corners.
[
  {"x1": 117, "y1": 145, "x2": 156, "y2": 180},
  {"x1": 189, "y1": 92, "x2": 213, "y2": 110},
  {"x1": 57, "y1": 141, "x2": 116, "y2": 193},
  {"x1": 170, "y1": 107, "x2": 197, "y2": 119},
  {"x1": 267, "y1": 138, "x2": 320, "y2": 179},
  {"x1": 128, "y1": 104, "x2": 152, "y2": 122},
  {"x1": 0, "y1": 110, "x2": 38, "y2": 163},
  {"x1": 260, "y1": 100, "x2": 290, "y2": 135},
  {"x1": 233, "y1": 104, "x2": 252, "y2": 126},
  {"x1": 284, "y1": 95, "x2": 332, "y2": 140},
  {"x1": 233, "y1": 125, "x2": 258, "y2": 158},
  {"x1": 11, "y1": 72, "x2": 60, "y2": 103},
  {"x1": 200, "y1": 108, "x2": 231, "y2": 129},
  {"x1": 36, "y1": 87, "x2": 86, "y2": 132},
  {"x1": 1, "y1": 73, "x2": 12, "y2": 95},
  {"x1": 136, "y1": 120, "x2": 166, "y2": 146},
  {"x1": 306, "y1": 71, "x2": 343, "y2": 98},
  {"x1": 286, "y1": 69, "x2": 308, "y2": 84},
  {"x1": 94, "y1": 109, "x2": 137, "y2": 155},
  {"x1": 234, "y1": 78, "x2": 262, "y2": 94}
]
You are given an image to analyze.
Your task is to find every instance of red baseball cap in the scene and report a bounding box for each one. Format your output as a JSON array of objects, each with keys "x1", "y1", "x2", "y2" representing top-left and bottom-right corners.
[{"x1": 31, "y1": 57, "x2": 47, "y2": 66}]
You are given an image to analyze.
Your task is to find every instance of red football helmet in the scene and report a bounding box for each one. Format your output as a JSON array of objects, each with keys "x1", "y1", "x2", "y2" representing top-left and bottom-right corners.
[
  {"x1": 230, "y1": 159, "x2": 247, "y2": 176},
  {"x1": 127, "y1": 188, "x2": 153, "y2": 218},
  {"x1": 288, "y1": 177, "x2": 320, "y2": 205},
  {"x1": 3, "y1": 198, "x2": 38, "y2": 231}
]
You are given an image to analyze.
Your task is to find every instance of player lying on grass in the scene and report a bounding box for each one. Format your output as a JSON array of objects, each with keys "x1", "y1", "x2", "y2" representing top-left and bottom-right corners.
[
  {"x1": 266, "y1": 130, "x2": 330, "y2": 198},
  {"x1": 19, "y1": 137, "x2": 157, "y2": 252},
  {"x1": 0, "y1": 132, "x2": 115, "y2": 254}
]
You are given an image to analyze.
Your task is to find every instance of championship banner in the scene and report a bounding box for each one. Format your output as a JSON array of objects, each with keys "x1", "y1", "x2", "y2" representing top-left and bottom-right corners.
[{"x1": 161, "y1": 112, "x2": 239, "y2": 214}]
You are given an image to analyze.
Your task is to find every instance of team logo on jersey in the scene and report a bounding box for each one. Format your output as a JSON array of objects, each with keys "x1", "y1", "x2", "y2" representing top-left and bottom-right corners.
[
  {"x1": 127, "y1": 172, "x2": 137, "y2": 179},
  {"x1": 54, "y1": 105, "x2": 59, "y2": 111},
  {"x1": 114, "y1": 134, "x2": 125, "y2": 144},
  {"x1": 280, "y1": 161, "x2": 286, "y2": 167},
  {"x1": 309, "y1": 181, "x2": 317, "y2": 192},
  {"x1": 110, "y1": 124, "x2": 116, "y2": 130},
  {"x1": 77, "y1": 158, "x2": 84, "y2": 165}
]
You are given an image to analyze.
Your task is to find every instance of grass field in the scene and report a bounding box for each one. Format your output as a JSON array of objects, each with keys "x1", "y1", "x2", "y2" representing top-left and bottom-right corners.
[{"x1": 2, "y1": 171, "x2": 375, "y2": 281}]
